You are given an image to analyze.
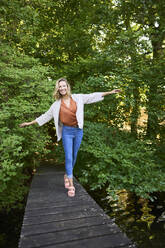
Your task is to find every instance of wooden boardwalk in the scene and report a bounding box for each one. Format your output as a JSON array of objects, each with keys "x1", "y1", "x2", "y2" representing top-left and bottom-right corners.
[{"x1": 19, "y1": 164, "x2": 136, "y2": 248}]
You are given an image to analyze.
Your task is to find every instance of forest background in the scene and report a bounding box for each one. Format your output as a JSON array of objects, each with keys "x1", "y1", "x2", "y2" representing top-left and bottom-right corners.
[{"x1": 0, "y1": 0, "x2": 165, "y2": 211}]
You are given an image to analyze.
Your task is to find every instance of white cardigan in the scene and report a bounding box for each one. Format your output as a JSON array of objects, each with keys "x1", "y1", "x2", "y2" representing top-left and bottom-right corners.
[{"x1": 36, "y1": 92, "x2": 104, "y2": 141}]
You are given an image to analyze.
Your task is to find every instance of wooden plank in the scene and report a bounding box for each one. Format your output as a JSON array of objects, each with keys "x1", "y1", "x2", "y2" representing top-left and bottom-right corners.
[
  {"x1": 24, "y1": 204, "x2": 98, "y2": 217},
  {"x1": 23, "y1": 207, "x2": 110, "y2": 225},
  {"x1": 26, "y1": 193, "x2": 92, "y2": 209},
  {"x1": 43, "y1": 235, "x2": 136, "y2": 248},
  {"x1": 45, "y1": 238, "x2": 136, "y2": 248},
  {"x1": 21, "y1": 216, "x2": 120, "y2": 236},
  {"x1": 19, "y1": 164, "x2": 136, "y2": 248},
  {"x1": 20, "y1": 225, "x2": 130, "y2": 248}
]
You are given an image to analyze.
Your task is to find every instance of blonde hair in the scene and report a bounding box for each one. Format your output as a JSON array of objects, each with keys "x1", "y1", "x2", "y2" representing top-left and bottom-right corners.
[{"x1": 53, "y1": 78, "x2": 71, "y2": 100}]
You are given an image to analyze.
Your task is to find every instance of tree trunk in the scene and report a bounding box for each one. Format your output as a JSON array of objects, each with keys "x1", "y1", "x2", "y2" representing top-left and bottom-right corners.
[
  {"x1": 146, "y1": 36, "x2": 163, "y2": 139},
  {"x1": 130, "y1": 85, "x2": 140, "y2": 138}
]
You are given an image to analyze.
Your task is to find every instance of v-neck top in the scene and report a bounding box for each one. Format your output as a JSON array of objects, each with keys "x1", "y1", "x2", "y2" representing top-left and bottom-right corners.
[
  {"x1": 36, "y1": 92, "x2": 104, "y2": 141},
  {"x1": 59, "y1": 97, "x2": 78, "y2": 126}
]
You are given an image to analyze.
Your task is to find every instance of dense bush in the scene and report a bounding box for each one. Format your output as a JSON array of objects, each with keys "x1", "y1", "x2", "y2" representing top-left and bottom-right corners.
[
  {"x1": 0, "y1": 0, "x2": 164, "y2": 212},
  {"x1": 0, "y1": 45, "x2": 55, "y2": 210},
  {"x1": 75, "y1": 121, "x2": 165, "y2": 199}
]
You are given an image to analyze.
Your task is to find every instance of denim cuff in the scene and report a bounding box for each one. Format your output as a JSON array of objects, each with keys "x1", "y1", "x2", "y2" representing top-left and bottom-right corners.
[{"x1": 67, "y1": 174, "x2": 73, "y2": 179}]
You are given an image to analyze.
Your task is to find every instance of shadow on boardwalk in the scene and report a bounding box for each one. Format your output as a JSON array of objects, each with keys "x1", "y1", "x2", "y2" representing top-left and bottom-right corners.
[{"x1": 19, "y1": 164, "x2": 136, "y2": 248}]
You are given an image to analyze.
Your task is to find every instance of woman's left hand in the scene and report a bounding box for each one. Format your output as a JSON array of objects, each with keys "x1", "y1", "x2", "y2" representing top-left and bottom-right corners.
[
  {"x1": 102, "y1": 89, "x2": 121, "y2": 97},
  {"x1": 111, "y1": 89, "x2": 121, "y2": 94}
]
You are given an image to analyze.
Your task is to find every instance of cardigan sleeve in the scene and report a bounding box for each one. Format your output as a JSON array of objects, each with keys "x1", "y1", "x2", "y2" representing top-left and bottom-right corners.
[
  {"x1": 35, "y1": 105, "x2": 53, "y2": 126},
  {"x1": 82, "y1": 92, "x2": 104, "y2": 104}
]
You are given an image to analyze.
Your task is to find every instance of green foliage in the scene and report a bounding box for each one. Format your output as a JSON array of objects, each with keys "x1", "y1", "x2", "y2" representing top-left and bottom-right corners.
[
  {"x1": 0, "y1": 44, "x2": 55, "y2": 210},
  {"x1": 73, "y1": 75, "x2": 124, "y2": 127},
  {"x1": 75, "y1": 121, "x2": 165, "y2": 199},
  {"x1": 0, "y1": 0, "x2": 96, "y2": 66},
  {"x1": 0, "y1": 0, "x2": 164, "y2": 209},
  {"x1": 1, "y1": 0, "x2": 164, "y2": 140}
]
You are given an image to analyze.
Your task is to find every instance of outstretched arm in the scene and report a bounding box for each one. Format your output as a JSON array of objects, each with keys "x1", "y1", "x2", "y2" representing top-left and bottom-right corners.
[
  {"x1": 102, "y1": 89, "x2": 121, "y2": 97},
  {"x1": 19, "y1": 103, "x2": 54, "y2": 128},
  {"x1": 19, "y1": 120, "x2": 37, "y2": 127},
  {"x1": 82, "y1": 89, "x2": 121, "y2": 104}
]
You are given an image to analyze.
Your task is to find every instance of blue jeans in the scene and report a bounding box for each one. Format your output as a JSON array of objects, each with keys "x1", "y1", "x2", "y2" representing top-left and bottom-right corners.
[{"x1": 62, "y1": 125, "x2": 83, "y2": 178}]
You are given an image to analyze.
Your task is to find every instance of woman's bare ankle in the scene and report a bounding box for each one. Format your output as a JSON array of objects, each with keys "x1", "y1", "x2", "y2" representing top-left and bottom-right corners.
[{"x1": 68, "y1": 178, "x2": 73, "y2": 187}]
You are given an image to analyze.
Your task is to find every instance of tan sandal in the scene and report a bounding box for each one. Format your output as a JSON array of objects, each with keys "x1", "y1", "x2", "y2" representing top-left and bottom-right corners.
[
  {"x1": 68, "y1": 186, "x2": 75, "y2": 197},
  {"x1": 64, "y1": 175, "x2": 70, "y2": 189}
]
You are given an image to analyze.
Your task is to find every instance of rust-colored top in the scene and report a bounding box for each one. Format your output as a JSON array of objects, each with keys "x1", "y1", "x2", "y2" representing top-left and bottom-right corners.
[{"x1": 59, "y1": 97, "x2": 78, "y2": 126}]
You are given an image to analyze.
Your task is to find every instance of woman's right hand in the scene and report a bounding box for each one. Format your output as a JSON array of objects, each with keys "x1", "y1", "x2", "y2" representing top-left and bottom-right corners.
[
  {"x1": 19, "y1": 122, "x2": 31, "y2": 128},
  {"x1": 19, "y1": 120, "x2": 37, "y2": 127}
]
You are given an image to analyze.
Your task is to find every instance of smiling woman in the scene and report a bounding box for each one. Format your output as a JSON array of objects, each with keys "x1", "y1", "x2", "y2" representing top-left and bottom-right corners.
[
  {"x1": 19, "y1": 77, "x2": 121, "y2": 197},
  {"x1": 53, "y1": 78, "x2": 71, "y2": 100}
]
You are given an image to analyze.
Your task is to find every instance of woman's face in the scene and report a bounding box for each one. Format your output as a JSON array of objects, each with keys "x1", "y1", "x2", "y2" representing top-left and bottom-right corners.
[{"x1": 58, "y1": 81, "x2": 68, "y2": 96}]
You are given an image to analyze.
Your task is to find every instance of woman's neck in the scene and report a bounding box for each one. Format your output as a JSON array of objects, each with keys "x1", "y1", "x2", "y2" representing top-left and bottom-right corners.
[{"x1": 62, "y1": 94, "x2": 70, "y2": 100}]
